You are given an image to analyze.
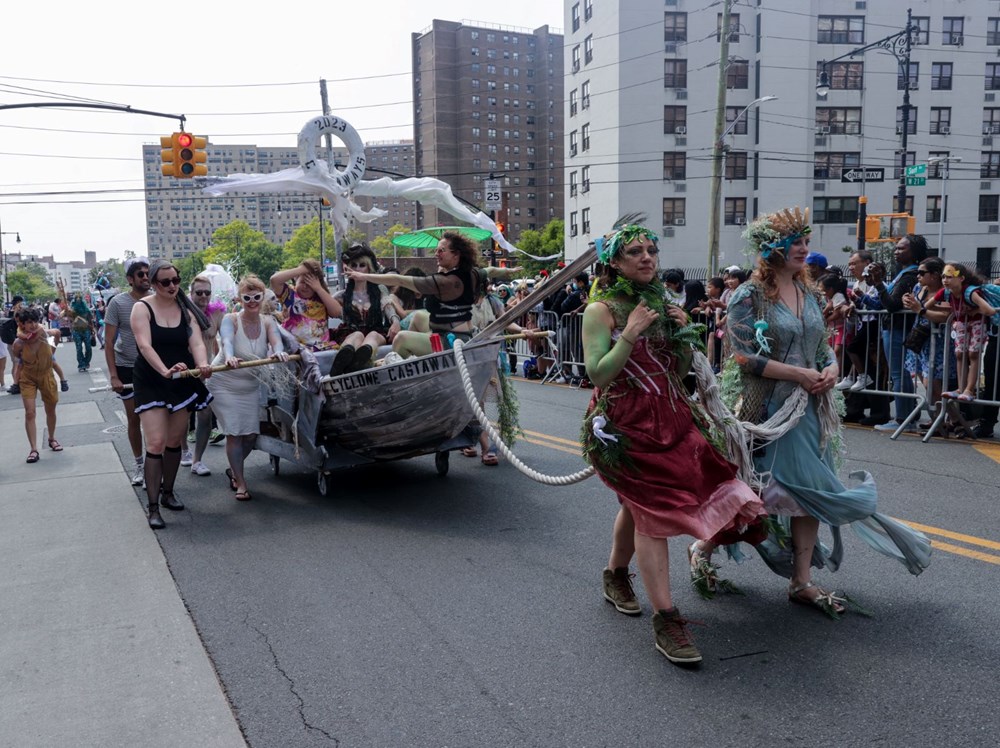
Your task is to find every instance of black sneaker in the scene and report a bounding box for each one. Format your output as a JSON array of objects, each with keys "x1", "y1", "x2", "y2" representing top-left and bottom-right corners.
[
  {"x1": 7, "y1": 384, "x2": 19, "y2": 395},
  {"x1": 973, "y1": 423, "x2": 996, "y2": 439}
]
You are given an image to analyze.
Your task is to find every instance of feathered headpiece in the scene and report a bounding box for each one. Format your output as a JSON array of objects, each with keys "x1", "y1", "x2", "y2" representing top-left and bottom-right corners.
[
  {"x1": 743, "y1": 206, "x2": 811, "y2": 260},
  {"x1": 594, "y1": 212, "x2": 657, "y2": 264}
]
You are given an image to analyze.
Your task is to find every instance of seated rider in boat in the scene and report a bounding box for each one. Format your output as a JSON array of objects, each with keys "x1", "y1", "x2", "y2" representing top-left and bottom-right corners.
[
  {"x1": 344, "y1": 231, "x2": 520, "y2": 358},
  {"x1": 269, "y1": 259, "x2": 342, "y2": 350},
  {"x1": 329, "y1": 244, "x2": 401, "y2": 374}
]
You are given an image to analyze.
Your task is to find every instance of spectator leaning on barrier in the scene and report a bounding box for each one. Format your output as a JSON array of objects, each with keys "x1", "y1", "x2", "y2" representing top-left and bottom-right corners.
[{"x1": 866, "y1": 233, "x2": 928, "y2": 432}]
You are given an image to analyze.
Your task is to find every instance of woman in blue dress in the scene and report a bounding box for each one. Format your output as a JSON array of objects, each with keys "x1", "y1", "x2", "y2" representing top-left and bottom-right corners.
[{"x1": 706, "y1": 207, "x2": 931, "y2": 616}]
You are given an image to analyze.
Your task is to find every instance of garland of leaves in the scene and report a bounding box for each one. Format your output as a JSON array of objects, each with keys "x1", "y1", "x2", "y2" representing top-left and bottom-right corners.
[
  {"x1": 496, "y1": 366, "x2": 522, "y2": 447},
  {"x1": 580, "y1": 393, "x2": 637, "y2": 483},
  {"x1": 591, "y1": 277, "x2": 708, "y2": 353}
]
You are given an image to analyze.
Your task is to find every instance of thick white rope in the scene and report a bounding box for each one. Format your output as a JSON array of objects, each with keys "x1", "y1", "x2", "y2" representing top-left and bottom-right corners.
[{"x1": 453, "y1": 340, "x2": 595, "y2": 486}]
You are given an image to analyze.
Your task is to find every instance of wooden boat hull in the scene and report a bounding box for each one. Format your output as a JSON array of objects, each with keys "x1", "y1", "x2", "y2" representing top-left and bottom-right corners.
[{"x1": 317, "y1": 340, "x2": 501, "y2": 461}]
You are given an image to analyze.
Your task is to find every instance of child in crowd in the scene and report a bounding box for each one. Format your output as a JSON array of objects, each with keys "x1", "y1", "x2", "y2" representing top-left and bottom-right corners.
[
  {"x1": 930, "y1": 264, "x2": 998, "y2": 401},
  {"x1": 820, "y1": 273, "x2": 853, "y2": 387},
  {"x1": 10, "y1": 307, "x2": 62, "y2": 463}
]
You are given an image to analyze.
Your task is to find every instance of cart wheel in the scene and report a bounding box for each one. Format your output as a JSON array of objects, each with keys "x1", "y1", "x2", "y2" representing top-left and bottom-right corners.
[
  {"x1": 270, "y1": 455, "x2": 280, "y2": 476},
  {"x1": 317, "y1": 472, "x2": 329, "y2": 496},
  {"x1": 435, "y1": 451, "x2": 450, "y2": 477}
]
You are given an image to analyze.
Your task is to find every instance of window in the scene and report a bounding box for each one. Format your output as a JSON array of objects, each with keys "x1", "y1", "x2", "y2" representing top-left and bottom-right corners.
[
  {"x1": 662, "y1": 198, "x2": 686, "y2": 225},
  {"x1": 471, "y1": 79, "x2": 480, "y2": 89},
  {"x1": 472, "y1": 126, "x2": 481, "y2": 137},
  {"x1": 984, "y1": 109, "x2": 1000, "y2": 135},
  {"x1": 570, "y1": 210, "x2": 579, "y2": 236},
  {"x1": 569, "y1": 89, "x2": 578, "y2": 116},
  {"x1": 818, "y1": 61, "x2": 863, "y2": 90},
  {"x1": 928, "y1": 152, "x2": 949, "y2": 179},
  {"x1": 664, "y1": 11, "x2": 687, "y2": 42},
  {"x1": 912, "y1": 16, "x2": 930, "y2": 45},
  {"x1": 813, "y1": 198, "x2": 858, "y2": 224},
  {"x1": 982, "y1": 152, "x2": 1000, "y2": 179},
  {"x1": 663, "y1": 152, "x2": 686, "y2": 181},
  {"x1": 572, "y1": 45, "x2": 580, "y2": 71},
  {"x1": 817, "y1": 16, "x2": 864, "y2": 44},
  {"x1": 725, "y1": 107, "x2": 749, "y2": 135},
  {"x1": 572, "y1": 3, "x2": 580, "y2": 32},
  {"x1": 724, "y1": 198, "x2": 747, "y2": 225},
  {"x1": 897, "y1": 62, "x2": 918, "y2": 90},
  {"x1": 471, "y1": 47, "x2": 479, "y2": 56},
  {"x1": 581, "y1": 80, "x2": 591, "y2": 109},
  {"x1": 725, "y1": 152, "x2": 748, "y2": 180},
  {"x1": 569, "y1": 130, "x2": 578, "y2": 156},
  {"x1": 726, "y1": 59, "x2": 749, "y2": 89},
  {"x1": 814, "y1": 152, "x2": 861, "y2": 180},
  {"x1": 990, "y1": 19, "x2": 1000, "y2": 46},
  {"x1": 717, "y1": 13, "x2": 740, "y2": 42},
  {"x1": 943, "y1": 17, "x2": 964, "y2": 46},
  {"x1": 664, "y1": 59, "x2": 688, "y2": 88},
  {"x1": 929, "y1": 108, "x2": 951, "y2": 135},
  {"x1": 472, "y1": 95, "x2": 480, "y2": 106},
  {"x1": 979, "y1": 195, "x2": 999, "y2": 222},
  {"x1": 584, "y1": 0, "x2": 592, "y2": 21},
  {"x1": 816, "y1": 107, "x2": 862, "y2": 135},
  {"x1": 988, "y1": 63, "x2": 1000, "y2": 91},
  {"x1": 584, "y1": 35, "x2": 593, "y2": 64},
  {"x1": 487, "y1": 49, "x2": 497, "y2": 59},
  {"x1": 896, "y1": 106, "x2": 917, "y2": 135},
  {"x1": 582, "y1": 166, "x2": 590, "y2": 192},
  {"x1": 488, "y1": 96, "x2": 497, "y2": 106},
  {"x1": 664, "y1": 106, "x2": 688, "y2": 134},
  {"x1": 581, "y1": 123, "x2": 590, "y2": 151},
  {"x1": 569, "y1": 171, "x2": 578, "y2": 197},
  {"x1": 931, "y1": 63, "x2": 953, "y2": 91},
  {"x1": 894, "y1": 151, "x2": 916, "y2": 179},
  {"x1": 487, "y1": 128, "x2": 497, "y2": 139},
  {"x1": 582, "y1": 208, "x2": 590, "y2": 234},
  {"x1": 926, "y1": 196, "x2": 947, "y2": 223}
]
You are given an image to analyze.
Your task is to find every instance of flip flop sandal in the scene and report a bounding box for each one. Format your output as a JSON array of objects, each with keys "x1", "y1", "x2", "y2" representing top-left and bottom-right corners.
[
  {"x1": 26, "y1": 450, "x2": 40, "y2": 464},
  {"x1": 225, "y1": 468, "x2": 238, "y2": 491},
  {"x1": 461, "y1": 447, "x2": 478, "y2": 458},
  {"x1": 234, "y1": 490, "x2": 252, "y2": 502},
  {"x1": 48, "y1": 438, "x2": 63, "y2": 452},
  {"x1": 957, "y1": 393, "x2": 975, "y2": 402},
  {"x1": 481, "y1": 452, "x2": 499, "y2": 466}
]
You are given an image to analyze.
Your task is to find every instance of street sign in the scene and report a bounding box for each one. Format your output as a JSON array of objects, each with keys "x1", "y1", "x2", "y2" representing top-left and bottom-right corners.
[
  {"x1": 906, "y1": 176, "x2": 927, "y2": 186},
  {"x1": 840, "y1": 167, "x2": 885, "y2": 183},
  {"x1": 484, "y1": 179, "x2": 502, "y2": 210},
  {"x1": 905, "y1": 164, "x2": 927, "y2": 177}
]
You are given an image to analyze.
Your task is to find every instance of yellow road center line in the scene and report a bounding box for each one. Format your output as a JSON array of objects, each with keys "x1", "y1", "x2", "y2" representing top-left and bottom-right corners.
[
  {"x1": 897, "y1": 520, "x2": 1000, "y2": 552},
  {"x1": 522, "y1": 436, "x2": 584, "y2": 456},
  {"x1": 929, "y1": 540, "x2": 1000, "y2": 565},
  {"x1": 521, "y1": 429, "x2": 582, "y2": 448},
  {"x1": 974, "y1": 442, "x2": 1000, "y2": 464}
]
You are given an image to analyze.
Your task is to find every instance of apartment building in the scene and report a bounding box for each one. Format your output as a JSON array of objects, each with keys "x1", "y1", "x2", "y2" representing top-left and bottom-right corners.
[
  {"x1": 412, "y1": 19, "x2": 564, "y2": 239},
  {"x1": 564, "y1": 0, "x2": 1000, "y2": 271}
]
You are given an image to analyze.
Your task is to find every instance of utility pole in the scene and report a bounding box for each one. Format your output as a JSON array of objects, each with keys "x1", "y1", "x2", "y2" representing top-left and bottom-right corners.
[
  {"x1": 896, "y1": 9, "x2": 914, "y2": 214},
  {"x1": 319, "y1": 79, "x2": 337, "y2": 283},
  {"x1": 706, "y1": 0, "x2": 732, "y2": 279}
]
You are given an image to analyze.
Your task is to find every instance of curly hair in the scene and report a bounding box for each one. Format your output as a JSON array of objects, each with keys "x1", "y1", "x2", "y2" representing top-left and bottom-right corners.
[
  {"x1": 441, "y1": 232, "x2": 481, "y2": 272},
  {"x1": 751, "y1": 254, "x2": 806, "y2": 300}
]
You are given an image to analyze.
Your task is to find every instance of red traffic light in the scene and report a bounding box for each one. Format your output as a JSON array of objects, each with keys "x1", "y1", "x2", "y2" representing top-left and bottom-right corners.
[{"x1": 177, "y1": 133, "x2": 193, "y2": 148}]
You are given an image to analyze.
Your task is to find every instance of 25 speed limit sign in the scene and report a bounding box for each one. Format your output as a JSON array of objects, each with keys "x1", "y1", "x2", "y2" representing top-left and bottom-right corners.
[{"x1": 484, "y1": 179, "x2": 502, "y2": 210}]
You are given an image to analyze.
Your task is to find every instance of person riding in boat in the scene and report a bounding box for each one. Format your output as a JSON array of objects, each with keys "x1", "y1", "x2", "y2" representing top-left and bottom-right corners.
[
  {"x1": 269, "y1": 259, "x2": 341, "y2": 350},
  {"x1": 329, "y1": 244, "x2": 401, "y2": 375},
  {"x1": 344, "y1": 231, "x2": 519, "y2": 358}
]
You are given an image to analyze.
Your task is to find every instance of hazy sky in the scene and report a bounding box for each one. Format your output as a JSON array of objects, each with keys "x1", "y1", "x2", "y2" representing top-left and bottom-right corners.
[{"x1": 1, "y1": 0, "x2": 563, "y2": 263}]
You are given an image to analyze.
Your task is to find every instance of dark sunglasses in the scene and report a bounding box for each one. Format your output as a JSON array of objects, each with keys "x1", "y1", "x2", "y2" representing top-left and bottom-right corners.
[
  {"x1": 241, "y1": 292, "x2": 264, "y2": 303},
  {"x1": 192, "y1": 289, "x2": 212, "y2": 297},
  {"x1": 916, "y1": 270, "x2": 928, "y2": 276},
  {"x1": 156, "y1": 276, "x2": 182, "y2": 287},
  {"x1": 132, "y1": 270, "x2": 149, "y2": 278}
]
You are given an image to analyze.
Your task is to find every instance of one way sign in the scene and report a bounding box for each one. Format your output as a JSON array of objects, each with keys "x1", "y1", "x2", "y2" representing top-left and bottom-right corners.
[{"x1": 841, "y1": 167, "x2": 885, "y2": 183}]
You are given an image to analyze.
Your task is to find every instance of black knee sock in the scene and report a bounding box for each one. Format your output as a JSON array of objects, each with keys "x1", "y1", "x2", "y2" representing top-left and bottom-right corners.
[
  {"x1": 162, "y1": 445, "x2": 182, "y2": 494},
  {"x1": 144, "y1": 452, "x2": 163, "y2": 505}
]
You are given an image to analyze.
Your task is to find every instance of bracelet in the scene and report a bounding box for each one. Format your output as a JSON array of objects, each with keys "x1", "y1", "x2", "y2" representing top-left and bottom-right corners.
[{"x1": 620, "y1": 335, "x2": 637, "y2": 346}]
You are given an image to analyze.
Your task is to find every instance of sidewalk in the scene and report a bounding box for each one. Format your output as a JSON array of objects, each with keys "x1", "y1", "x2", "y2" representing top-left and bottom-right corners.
[{"x1": 0, "y1": 343, "x2": 245, "y2": 747}]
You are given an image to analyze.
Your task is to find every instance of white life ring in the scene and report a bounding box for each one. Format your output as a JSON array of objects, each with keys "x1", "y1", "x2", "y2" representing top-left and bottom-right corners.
[{"x1": 297, "y1": 115, "x2": 367, "y2": 192}]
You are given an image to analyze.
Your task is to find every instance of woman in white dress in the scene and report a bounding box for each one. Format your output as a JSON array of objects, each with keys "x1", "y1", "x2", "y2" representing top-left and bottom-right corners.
[{"x1": 209, "y1": 275, "x2": 288, "y2": 501}]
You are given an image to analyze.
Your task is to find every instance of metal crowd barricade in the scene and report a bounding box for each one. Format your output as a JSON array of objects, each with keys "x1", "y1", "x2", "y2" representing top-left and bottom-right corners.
[
  {"x1": 552, "y1": 311, "x2": 587, "y2": 385},
  {"x1": 923, "y1": 315, "x2": 1000, "y2": 442},
  {"x1": 506, "y1": 309, "x2": 559, "y2": 379}
]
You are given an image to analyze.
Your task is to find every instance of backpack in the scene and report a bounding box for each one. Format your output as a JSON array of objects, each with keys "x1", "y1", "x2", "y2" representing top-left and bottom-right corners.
[
  {"x1": 1, "y1": 316, "x2": 17, "y2": 345},
  {"x1": 964, "y1": 284, "x2": 1000, "y2": 327}
]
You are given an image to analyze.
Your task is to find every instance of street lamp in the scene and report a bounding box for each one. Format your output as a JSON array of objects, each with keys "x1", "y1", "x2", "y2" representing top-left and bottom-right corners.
[
  {"x1": 928, "y1": 155, "x2": 962, "y2": 260},
  {"x1": 707, "y1": 95, "x2": 778, "y2": 276},
  {"x1": 0, "y1": 218, "x2": 22, "y2": 305},
  {"x1": 817, "y1": 9, "x2": 913, "y2": 214}
]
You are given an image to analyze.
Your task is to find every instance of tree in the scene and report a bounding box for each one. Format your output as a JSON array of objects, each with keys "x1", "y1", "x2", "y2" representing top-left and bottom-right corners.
[
  {"x1": 89, "y1": 259, "x2": 125, "y2": 289},
  {"x1": 175, "y1": 251, "x2": 208, "y2": 284},
  {"x1": 202, "y1": 221, "x2": 283, "y2": 281},
  {"x1": 513, "y1": 219, "x2": 564, "y2": 276},
  {"x1": 282, "y1": 217, "x2": 337, "y2": 269},
  {"x1": 370, "y1": 223, "x2": 413, "y2": 263},
  {"x1": 7, "y1": 264, "x2": 56, "y2": 303}
]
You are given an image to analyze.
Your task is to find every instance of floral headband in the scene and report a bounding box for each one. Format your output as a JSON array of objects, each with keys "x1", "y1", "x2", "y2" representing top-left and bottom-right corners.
[
  {"x1": 595, "y1": 224, "x2": 659, "y2": 264},
  {"x1": 743, "y1": 206, "x2": 811, "y2": 261}
]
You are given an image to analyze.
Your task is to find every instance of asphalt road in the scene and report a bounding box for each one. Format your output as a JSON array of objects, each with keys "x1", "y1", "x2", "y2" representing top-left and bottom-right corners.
[{"x1": 75, "y1": 368, "x2": 1000, "y2": 747}]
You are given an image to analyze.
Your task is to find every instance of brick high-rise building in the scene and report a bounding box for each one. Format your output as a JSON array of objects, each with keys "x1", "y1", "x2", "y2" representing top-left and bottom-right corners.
[{"x1": 412, "y1": 19, "x2": 564, "y2": 241}]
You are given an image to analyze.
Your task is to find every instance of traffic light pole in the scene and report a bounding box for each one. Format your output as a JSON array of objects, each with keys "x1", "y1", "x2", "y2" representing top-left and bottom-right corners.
[{"x1": 0, "y1": 102, "x2": 185, "y2": 130}]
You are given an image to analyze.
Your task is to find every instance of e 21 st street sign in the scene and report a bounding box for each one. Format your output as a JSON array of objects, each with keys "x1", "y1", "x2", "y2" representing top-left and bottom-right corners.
[{"x1": 840, "y1": 167, "x2": 885, "y2": 183}]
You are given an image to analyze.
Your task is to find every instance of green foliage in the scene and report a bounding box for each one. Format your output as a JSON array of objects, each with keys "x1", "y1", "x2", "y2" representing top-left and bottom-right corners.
[
  {"x1": 89, "y1": 259, "x2": 125, "y2": 288},
  {"x1": 281, "y1": 217, "x2": 337, "y2": 269},
  {"x1": 513, "y1": 219, "x2": 564, "y2": 276},
  {"x1": 175, "y1": 252, "x2": 207, "y2": 285},
  {"x1": 7, "y1": 264, "x2": 56, "y2": 303},
  {"x1": 203, "y1": 221, "x2": 283, "y2": 282},
  {"x1": 371, "y1": 223, "x2": 413, "y2": 261}
]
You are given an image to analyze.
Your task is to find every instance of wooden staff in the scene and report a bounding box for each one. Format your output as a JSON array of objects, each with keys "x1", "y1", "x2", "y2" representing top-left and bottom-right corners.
[
  {"x1": 497, "y1": 331, "x2": 555, "y2": 341},
  {"x1": 88, "y1": 383, "x2": 134, "y2": 393},
  {"x1": 170, "y1": 355, "x2": 301, "y2": 379}
]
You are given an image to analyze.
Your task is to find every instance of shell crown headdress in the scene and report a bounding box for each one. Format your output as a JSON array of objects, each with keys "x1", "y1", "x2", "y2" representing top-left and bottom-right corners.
[{"x1": 743, "y1": 206, "x2": 811, "y2": 260}]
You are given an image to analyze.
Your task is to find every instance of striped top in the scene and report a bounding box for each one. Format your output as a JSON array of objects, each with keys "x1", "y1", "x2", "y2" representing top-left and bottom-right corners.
[{"x1": 104, "y1": 292, "x2": 143, "y2": 367}]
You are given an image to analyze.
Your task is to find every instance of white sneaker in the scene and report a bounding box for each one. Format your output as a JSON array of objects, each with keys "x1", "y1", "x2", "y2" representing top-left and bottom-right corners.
[
  {"x1": 191, "y1": 461, "x2": 211, "y2": 476},
  {"x1": 180, "y1": 449, "x2": 193, "y2": 467},
  {"x1": 834, "y1": 375, "x2": 856, "y2": 391},
  {"x1": 849, "y1": 374, "x2": 874, "y2": 392},
  {"x1": 131, "y1": 461, "x2": 145, "y2": 486}
]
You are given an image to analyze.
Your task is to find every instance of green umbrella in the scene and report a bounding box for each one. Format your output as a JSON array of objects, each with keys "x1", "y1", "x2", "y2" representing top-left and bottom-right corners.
[{"x1": 391, "y1": 226, "x2": 494, "y2": 248}]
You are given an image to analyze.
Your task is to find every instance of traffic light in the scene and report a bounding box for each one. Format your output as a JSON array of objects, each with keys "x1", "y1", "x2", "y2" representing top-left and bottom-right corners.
[
  {"x1": 494, "y1": 222, "x2": 506, "y2": 254},
  {"x1": 161, "y1": 132, "x2": 207, "y2": 178},
  {"x1": 864, "y1": 216, "x2": 881, "y2": 242}
]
